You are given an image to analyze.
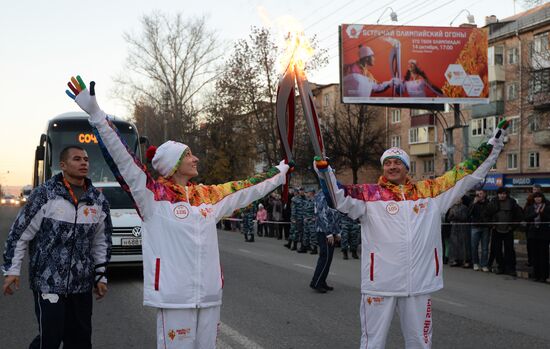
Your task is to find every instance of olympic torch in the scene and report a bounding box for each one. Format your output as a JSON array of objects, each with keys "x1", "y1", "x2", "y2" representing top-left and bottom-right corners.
[
  {"x1": 294, "y1": 66, "x2": 337, "y2": 206},
  {"x1": 275, "y1": 32, "x2": 337, "y2": 205},
  {"x1": 276, "y1": 67, "x2": 296, "y2": 203}
]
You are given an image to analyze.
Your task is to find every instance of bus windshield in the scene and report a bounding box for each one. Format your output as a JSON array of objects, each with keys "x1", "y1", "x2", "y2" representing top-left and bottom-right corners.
[{"x1": 48, "y1": 119, "x2": 139, "y2": 183}]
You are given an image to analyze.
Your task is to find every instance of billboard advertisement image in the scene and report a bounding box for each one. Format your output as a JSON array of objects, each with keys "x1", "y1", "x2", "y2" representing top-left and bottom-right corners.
[{"x1": 340, "y1": 24, "x2": 489, "y2": 104}]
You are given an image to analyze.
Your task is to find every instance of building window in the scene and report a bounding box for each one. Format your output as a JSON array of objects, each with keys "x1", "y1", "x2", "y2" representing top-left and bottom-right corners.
[
  {"x1": 531, "y1": 32, "x2": 550, "y2": 68},
  {"x1": 410, "y1": 109, "x2": 428, "y2": 116},
  {"x1": 409, "y1": 126, "x2": 430, "y2": 144},
  {"x1": 489, "y1": 81, "x2": 504, "y2": 102},
  {"x1": 391, "y1": 135, "x2": 401, "y2": 148},
  {"x1": 508, "y1": 117, "x2": 519, "y2": 135},
  {"x1": 391, "y1": 109, "x2": 401, "y2": 123},
  {"x1": 507, "y1": 153, "x2": 518, "y2": 170},
  {"x1": 528, "y1": 152, "x2": 540, "y2": 168},
  {"x1": 470, "y1": 117, "x2": 496, "y2": 137},
  {"x1": 507, "y1": 47, "x2": 518, "y2": 65},
  {"x1": 323, "y1": 93, "x2": 331, "y2": 110},
  {"x1": 410, "y1": 160, "x2": 416, "y2": 174},
  {"x1": 507, "y1": 83, "x2": 518, "y2": 100},
  {"x1": 489, "y1": 45, "x2": 504, "y2": 65},
  {"x1": 424, "y1": 159, "x2": 434, "y2": 173},
  {"x1": 528, "y1": 114, "x2": 540, "y2": 133},
  {"x1": 529, "y1": 68, "x2": 550, "y2": 96}
]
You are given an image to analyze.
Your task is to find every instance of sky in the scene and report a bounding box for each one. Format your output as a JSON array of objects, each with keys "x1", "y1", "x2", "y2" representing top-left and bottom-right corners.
[{"x1": 0, "y1": 0, "x2": 526, "y2": 189}]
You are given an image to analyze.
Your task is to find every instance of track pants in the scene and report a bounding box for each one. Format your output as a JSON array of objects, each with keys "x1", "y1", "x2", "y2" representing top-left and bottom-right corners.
[
  {"x1": 360, "y1": 294, "x2": 432, "y2": 349},
  {"x1": 310, "y1": 231, "x2": 335, "y2": 288},
  {"x1": 29, "y1": 291, "x2": 92, "y2": 349},
  {"x1": 157, "y1": 306, "x2": 221, "y2": 349}
]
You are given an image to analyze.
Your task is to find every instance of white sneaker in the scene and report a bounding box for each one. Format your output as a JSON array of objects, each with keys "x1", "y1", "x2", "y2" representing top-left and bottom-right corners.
[
  {"x1": 482, "y1": 266, "x2": 490, "y2": 272},
  {"x1": 473, "y1": 264, "x2": 480, "y2": 271}
]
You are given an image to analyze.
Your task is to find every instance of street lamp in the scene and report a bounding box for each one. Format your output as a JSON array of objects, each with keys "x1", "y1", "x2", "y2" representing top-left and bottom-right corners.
[
  {"x1": 450, "y1": 9, "x2": 475, "y2": 26},
  {"x1": 376, "y1": 7, "x2": 398, "y2": 24}
]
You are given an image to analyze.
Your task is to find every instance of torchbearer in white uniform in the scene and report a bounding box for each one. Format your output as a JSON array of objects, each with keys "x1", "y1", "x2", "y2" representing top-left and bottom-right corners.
[
  {"x1": 314, "y1": 120, "x2": 509, "y2": 348},
  {"x1": 66, "y1": 75, "x2": 291, "y2": 349}
]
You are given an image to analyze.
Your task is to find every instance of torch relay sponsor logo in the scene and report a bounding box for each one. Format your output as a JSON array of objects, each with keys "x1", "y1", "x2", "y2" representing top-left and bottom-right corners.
[
  {"x1": 168, "y1": 328, "x2": 192, "y2": 341},
  {"x1": 366, "y1": 296, "x2": 384, "y2": 305}
]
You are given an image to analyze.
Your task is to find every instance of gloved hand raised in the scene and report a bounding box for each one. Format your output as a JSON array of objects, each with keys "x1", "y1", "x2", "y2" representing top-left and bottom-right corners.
[
  {"x1": 276, "y1": 159, "x2": 295, "y2": 173},
  {"x1": 313, "y1": 156, "x2": 331, "y2": 175},
  {"x1": 488, "y1": 119, "x2": 510, "y2": 150},
  {"x1": 65, "y1": 75, "x2": 106, "y2": 123}
]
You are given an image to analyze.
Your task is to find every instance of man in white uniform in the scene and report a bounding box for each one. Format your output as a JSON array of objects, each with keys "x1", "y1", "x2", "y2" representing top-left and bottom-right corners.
[{"x1": 315, "y1": 121, "x2": 509, "y2": 348}]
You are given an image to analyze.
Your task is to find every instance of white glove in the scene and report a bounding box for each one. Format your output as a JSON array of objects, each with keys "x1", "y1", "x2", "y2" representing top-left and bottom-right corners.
[
  {"x1": 275, "y1": 160, "x2": 290, "y2": 174},
  {"x1": 66, "y1": 76, "x2": 106, "y2": 123}
]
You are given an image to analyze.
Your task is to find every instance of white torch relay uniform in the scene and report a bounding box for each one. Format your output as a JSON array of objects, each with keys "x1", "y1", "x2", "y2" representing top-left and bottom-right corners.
[
  {"x1": 319, "y1": 133, "x2": 505, "y2": 349},
  {"x1": 74, "y1": 87, "x2": 289, "y2": 349}
]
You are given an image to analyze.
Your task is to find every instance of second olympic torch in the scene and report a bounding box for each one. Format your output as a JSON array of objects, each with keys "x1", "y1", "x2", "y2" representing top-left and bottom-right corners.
[{"x1": 275, "y1": 32, "x2": 337, "y2": 205}]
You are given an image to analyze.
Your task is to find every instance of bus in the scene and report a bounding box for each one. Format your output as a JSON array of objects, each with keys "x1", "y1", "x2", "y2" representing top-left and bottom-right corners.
[{"x1": 33, "y1": 112, "x2": 146, "y2": 264}]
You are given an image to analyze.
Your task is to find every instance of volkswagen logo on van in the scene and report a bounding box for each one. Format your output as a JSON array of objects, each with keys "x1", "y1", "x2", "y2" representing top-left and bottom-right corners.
[{"x1": 131, "y1": 226, "x2": 142, "y2": 237}]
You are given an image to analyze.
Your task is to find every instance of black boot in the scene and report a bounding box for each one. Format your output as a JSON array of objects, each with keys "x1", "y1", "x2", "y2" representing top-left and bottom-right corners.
[
  {"x1": 284, "y1": 240, "x2": 292, "y2": 249},
  {"x1": 249, "y1": 235, "x2": 255, "y2": 242},
  {"x1": 351, "y1": 250, "x2": 359, "y2": 259},
  {"x1": 310, "y1": 247, "x2": 318, "y2": 255},
  {"x1": 342, "y1": 250, "x2": 349, "y2": 260},
  {"x1": 297, "y1": 244, "x2": 308, "y2": 253},
  {"x1": 244, "y1": 235, "x2": 249, "y2": 242},
  {"x1": 291, "y1": 241, "x2": 298, "y2": 251}
]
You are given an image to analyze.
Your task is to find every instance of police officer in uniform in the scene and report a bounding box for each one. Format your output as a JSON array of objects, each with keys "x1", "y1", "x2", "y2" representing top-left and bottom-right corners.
[
  {"x1": 301, "y1": 188, "x2": 318, "y2": 254},
  {"x1": 341, "y1": 215, "x2": 361, "y2": 259},
  {"x1": 289, "y1": 187, "x2": 306, "y2": 251}
]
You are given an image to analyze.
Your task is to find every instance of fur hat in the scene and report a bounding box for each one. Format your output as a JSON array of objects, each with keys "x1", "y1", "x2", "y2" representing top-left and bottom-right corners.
[{"x1": 380, "y1": 147, "x2": 410, "y2": 170}]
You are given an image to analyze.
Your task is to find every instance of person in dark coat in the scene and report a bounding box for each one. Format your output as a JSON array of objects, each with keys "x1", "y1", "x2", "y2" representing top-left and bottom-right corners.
[
  {"x1": 524, "y1": 192, "x2": 550, "y2": 282},
  {"x1": 487, "y1": 187, "x2": 524, "y2": 275},
  {"x1": 448, "y1": 196, "x2": 471, "y2": 267}
]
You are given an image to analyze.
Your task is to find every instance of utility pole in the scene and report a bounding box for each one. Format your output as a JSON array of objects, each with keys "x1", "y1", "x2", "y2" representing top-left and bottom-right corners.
[{"x1": 446, "y1": 103, "x2": 465, "y2": 168}]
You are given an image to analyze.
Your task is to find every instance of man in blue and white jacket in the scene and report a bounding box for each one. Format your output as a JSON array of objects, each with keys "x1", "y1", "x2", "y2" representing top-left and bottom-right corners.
[{"x1": 2, "y1": 145, "x2": 112, "y2": 349}]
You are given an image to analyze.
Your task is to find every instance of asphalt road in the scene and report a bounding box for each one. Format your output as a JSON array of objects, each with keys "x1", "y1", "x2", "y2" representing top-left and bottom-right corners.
[{"x1": 1, "y1": 206, "x2": 550, "y2": 349}]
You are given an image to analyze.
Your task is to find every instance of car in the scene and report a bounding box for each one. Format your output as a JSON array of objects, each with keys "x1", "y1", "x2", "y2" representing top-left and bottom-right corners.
[{"x1": 1, "y1": 194, "x2": 20, "y2": 206}]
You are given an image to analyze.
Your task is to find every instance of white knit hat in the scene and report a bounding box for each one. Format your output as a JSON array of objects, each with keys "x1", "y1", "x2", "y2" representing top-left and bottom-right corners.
[
  {"x1": 152, "y1": 141, "x2": 189, "y2": 177},
  {"x1": 359, "y1": 45, "x2": 374, "y2": 59},
  {"x1": 380, "y1": 147, "x2": 410, "y2": 170}
]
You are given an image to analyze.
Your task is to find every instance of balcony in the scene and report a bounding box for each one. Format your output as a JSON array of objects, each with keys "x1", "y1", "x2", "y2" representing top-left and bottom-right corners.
[
  {"x1": 529, "y1": 92, "x2": 550, "y2": 110},
  {"x1": 488, "y1": 64, "x2": 505, "y2": 82},
  {"x1": 409, "y1": 143, "x2": 436, "y2": 156},
  {"x1": 410, "y1": 114, "x2": 435, "y2": 127},
  {"x1": 534, "y1": 129, "x2": 550, "y2": 146},
  {"x1": 471, "y1": 101, "x2": 505, "y2": 118}
]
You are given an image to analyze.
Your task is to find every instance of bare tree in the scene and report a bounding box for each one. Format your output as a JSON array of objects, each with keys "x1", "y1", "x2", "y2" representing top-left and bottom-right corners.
[
  {"x1": 213, "y1": 26, "x2": 328, "y2": 168},
  {"x1": 322, "y1": 105, "x2": 386, "y2": 184},
  {"x1": 117, "y1": 12, "x2": 220, "y2": 147}
]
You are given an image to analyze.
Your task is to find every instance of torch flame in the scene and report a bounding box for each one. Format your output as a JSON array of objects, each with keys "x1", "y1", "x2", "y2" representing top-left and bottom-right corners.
[{"x1": 277, "y1": 23, "x2": 314, "y2": 76}]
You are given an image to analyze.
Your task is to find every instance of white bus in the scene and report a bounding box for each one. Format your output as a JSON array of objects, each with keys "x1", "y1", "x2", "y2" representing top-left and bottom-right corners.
[{"x1": 33, "y1": 112, "x2": 146, "y2": 264}]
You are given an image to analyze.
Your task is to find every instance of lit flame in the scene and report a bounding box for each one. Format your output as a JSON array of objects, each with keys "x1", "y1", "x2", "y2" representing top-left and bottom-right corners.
[
  {"x1": 279, "y1": 31, "x2": 314, "y2": 76},
  {"x1": 254, "y1": 8, "x2": 314, "y2": 76}
]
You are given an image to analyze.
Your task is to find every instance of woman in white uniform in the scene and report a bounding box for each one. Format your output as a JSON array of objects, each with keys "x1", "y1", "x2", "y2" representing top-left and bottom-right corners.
[{"x1": 66, "y1": 75, "x2": 290, "y2": 349}]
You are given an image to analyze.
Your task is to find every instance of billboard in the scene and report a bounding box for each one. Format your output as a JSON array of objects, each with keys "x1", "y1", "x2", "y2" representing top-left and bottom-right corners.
[{"x1": 340, "y1": 24, "x2": 489, "y2": 104}]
